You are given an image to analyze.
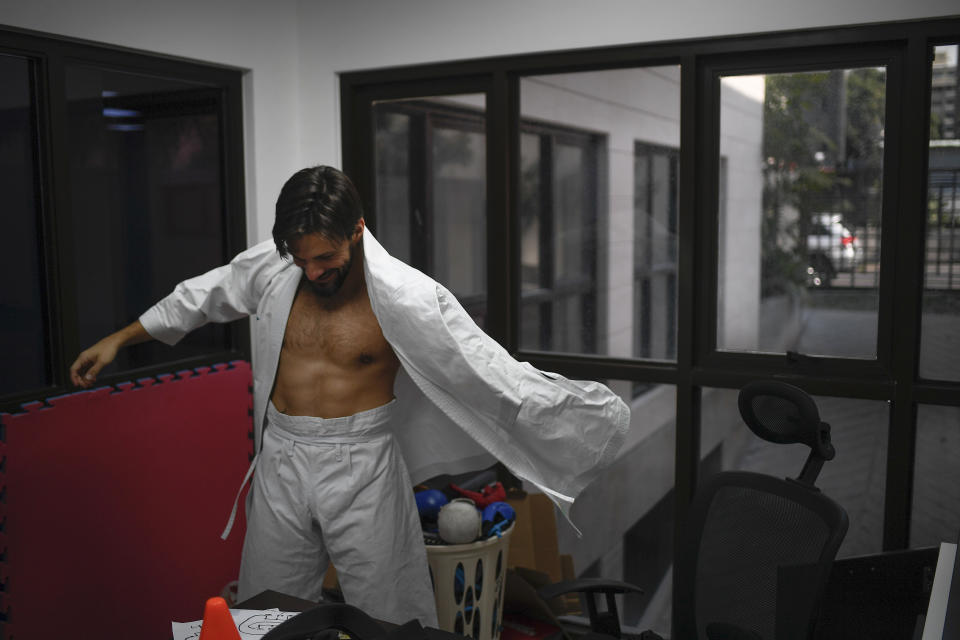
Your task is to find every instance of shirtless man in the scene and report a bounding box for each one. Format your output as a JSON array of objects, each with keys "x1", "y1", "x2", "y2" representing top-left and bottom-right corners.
[
  {"x1": 69, "y1": 166, "x2": 437, "y2": 625},
  {"x1": 69, "y1": 166, "x2": 630, "y2": 629}
]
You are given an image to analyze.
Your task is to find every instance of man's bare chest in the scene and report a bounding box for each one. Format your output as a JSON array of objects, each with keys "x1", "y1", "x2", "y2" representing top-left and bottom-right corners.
[{"x1": 281, "y1": 285, "x2": 392, "y2": 366}]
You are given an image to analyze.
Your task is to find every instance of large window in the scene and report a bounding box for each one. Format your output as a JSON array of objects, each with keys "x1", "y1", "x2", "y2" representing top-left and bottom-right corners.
[
  {"x1": 0, "y1": 28, "x2": 246, "y2": 410},
  {"x1": 342, "y1": 18, "x2": 960, "y2": 636}
]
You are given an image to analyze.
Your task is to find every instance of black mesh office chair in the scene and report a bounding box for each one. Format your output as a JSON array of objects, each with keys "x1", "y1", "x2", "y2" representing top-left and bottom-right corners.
[{"x1": 539, "y1": 380, "x2": 849, "y2": 640}]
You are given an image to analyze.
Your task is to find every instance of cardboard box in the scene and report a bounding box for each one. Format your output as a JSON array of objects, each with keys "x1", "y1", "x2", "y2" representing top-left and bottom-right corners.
[
  {"x1": 504, "y1": 491, "x2": 581, "y2": 615},
  {"x1": 506, "y1": 492, "x2": 563, "y2": 583}
]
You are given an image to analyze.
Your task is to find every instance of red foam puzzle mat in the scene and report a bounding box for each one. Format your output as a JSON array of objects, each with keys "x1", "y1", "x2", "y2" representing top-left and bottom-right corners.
[{"x1": 0, "y1": 361, "x2": 254, "y2": 639}]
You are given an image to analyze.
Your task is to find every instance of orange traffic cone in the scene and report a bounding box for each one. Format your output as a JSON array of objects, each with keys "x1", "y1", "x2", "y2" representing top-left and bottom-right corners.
[{"x1": 198, "y1": 596, "x2": 242, "y2": 640}]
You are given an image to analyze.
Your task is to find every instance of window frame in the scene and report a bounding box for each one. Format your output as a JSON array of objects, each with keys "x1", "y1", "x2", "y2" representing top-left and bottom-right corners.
[
  {"x1": 0, "y1": 25, "x2": 248, "y2": 413},
  {"x1": 697, "y1": 42, "x2": 904, "y2": 383}
]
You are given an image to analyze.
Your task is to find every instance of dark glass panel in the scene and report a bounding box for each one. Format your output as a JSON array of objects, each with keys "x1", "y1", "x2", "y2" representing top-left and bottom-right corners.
[
  {"x1": 0, "y1": 54, "x2": 48, "y2": 395},
  {"x1": 64, "y1": 65, "x2": 229, "y2": 376}
]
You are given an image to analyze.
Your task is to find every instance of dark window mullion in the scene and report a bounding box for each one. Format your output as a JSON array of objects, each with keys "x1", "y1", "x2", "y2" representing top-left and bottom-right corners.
[
  {"x1": 25, "y1": 53, "x2": 57, "y2": 392},
  {"x1": 539, "y1": 134, "x2": 554, "y2": 350},
  {"x1": 488, "y1": 71, "x2": 512, "y2": 348},
  {"x1": 583, "y1": 135, "x2": 599, "y2": 353},
  {"x1": 673, "y1": 54, "x2": 702, "y2": 635},
  {"x1": 409, "y1": 112, "x2": 429, "y2": 272},
  {"x1": 883, "y1": 35, "x2": 935, "y2": 550},
  {"x1": 643, "y1": 144, "x2": 656, "y2": 358}
]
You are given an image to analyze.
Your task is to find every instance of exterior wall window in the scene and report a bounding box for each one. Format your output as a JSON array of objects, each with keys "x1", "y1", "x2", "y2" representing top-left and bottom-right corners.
[
  {"x1": 373, "y1": 96, "x2": 605, "y2": 354},
  {"x1": 519, "y1": 124, "x2": 602, "y2": 354},
  {"x1": 634, "y1": 142, "x2": 679, "y2": 363}
]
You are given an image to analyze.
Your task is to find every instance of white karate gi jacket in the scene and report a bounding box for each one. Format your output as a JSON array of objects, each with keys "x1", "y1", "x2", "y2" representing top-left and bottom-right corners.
[{"x1": 140, "y1": 230, "x2": 630, "y2": 527}]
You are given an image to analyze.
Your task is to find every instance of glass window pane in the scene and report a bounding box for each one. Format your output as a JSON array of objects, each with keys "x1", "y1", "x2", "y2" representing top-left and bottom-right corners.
[
  {"x1": 374, "y1": 110, "x2": 412, "y2": 265},
  {"x1": 64, "y1": 65, "x2": 230, "y2": 377},
  {"x1": 718, "y1": 68, "x2": 886, "y2": 358},
  {"x1": 0, "y1": 54, "x2": 48, "y2": 395},
  {"x1": 701, "y1": 387, "x2": 887, "y2": 558},
  {"x1": 519, "y1": 67, "x2": 680, "y2": 363},
  {"x1": 432, "y1": 124, "x2": 486, "y2": 306},
  {"x1": 520, "y1": 131, "x2": 542, "y2": 290},
  {"x1": 920, "y1": 44, "x2": 960, "y2": 381},
  {"x1": 911, "y1": 404, "x2": 960, "y2": 547},
  {"x1": 372, "y1": 95, "x2": 487, "y2": 327},
  {"x1": 559, "y1": 381, "x2": 675, "y2": 637}
]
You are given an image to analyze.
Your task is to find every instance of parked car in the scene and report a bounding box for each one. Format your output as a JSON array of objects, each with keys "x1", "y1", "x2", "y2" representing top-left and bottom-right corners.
[{"x1": 806, "y1": 213, "x2": 862, "y2": 286}]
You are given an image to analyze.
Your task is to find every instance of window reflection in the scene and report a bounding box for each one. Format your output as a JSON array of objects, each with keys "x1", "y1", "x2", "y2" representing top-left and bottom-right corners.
[
  {"x1": 65, "y1": 65, "x2": 230, "y2": 377},
  {"x1": 911, "y1": 404, "x2": 960, "y2": 547},
  {"x1": 560, "y1": 381, "x2": 676, "y2": 636},
  {"x1": 701, "y1": 387, "x2": 887, "y2": 558},
  {"x1": 519, "y1": 67, "x2": 681, "y2": 363},
  {"x1": 519, "y1": 124, "x2": 601, "y2": 354},
  {"x1": 372, "y1": 96, "x2": 487, "y2": 327}
]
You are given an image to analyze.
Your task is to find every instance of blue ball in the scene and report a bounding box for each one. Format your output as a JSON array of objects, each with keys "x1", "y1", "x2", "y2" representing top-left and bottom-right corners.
[
  {"x1": 481, "y1": 502, "x2": 516, "y2": 537},
  {"x1": 415, "y1": 489, "x2": 449, "y2": 520}
]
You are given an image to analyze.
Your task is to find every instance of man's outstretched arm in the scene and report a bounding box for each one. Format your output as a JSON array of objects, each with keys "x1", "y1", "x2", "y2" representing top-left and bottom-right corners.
[{"x1": 69, "y1": 320, "x2": 153, "y2": 388}]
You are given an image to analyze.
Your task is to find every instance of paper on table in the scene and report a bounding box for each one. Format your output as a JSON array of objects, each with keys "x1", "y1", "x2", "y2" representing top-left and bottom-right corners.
[{"x1": 171, "y1": 607, "x2": 301, "y2": 640}]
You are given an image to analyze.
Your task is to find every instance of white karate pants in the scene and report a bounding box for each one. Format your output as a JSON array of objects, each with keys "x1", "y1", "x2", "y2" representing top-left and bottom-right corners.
[{"x1": 237, "y1": 401, "x2": 438, "y2": 627}]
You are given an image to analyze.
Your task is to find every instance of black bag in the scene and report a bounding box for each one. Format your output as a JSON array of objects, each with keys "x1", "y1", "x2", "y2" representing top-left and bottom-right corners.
[{"x1": 262, "y1": 603, "x2": 425, "y2": 640}]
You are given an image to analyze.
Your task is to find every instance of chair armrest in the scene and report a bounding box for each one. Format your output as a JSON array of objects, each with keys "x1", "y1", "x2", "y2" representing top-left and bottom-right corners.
[
  {"x1": 537, "y1": 579, "x2": 645, "y2": 639},
  {"x1": 537, "y1": 578, "x2": 644, "y2": 600}
]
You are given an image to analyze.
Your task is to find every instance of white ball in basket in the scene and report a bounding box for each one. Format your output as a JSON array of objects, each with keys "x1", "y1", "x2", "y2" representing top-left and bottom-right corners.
[{"x1": 437, "y1": 498, "x2": 481, "y2": 544}]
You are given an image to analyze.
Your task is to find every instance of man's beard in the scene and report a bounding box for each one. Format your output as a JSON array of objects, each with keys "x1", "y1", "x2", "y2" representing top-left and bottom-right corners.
[{"x1": 307, "y1": 243, "x2": 355, "y2": 297}]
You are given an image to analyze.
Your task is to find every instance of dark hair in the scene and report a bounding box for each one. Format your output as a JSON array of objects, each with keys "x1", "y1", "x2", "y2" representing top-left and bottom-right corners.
[{"x1": 272, "y1": 166, "x2": 364, "y2": 258}]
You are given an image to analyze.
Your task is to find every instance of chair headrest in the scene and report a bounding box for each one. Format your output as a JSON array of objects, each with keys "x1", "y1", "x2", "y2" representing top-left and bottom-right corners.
[{"x1": 738, "y1": 380, "x2": 835, "y2": 461}]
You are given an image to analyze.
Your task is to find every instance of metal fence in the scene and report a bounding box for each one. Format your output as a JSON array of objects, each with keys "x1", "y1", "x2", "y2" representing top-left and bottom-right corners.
[
  {"x1": 818, "y1": 170, "x2": 960, "y2": 290},
  {"x1": 927, "y1": 169, "x2": 960, "y2": 290}
]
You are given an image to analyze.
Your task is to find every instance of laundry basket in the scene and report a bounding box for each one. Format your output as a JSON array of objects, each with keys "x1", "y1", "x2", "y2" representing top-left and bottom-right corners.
[{"x1": 425, "y1": 524, "x2": 513, "y2": 640}]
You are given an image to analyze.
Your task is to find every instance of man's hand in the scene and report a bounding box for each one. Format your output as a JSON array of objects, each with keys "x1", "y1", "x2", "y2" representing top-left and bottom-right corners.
[
  {"x1": 68, "y1": 320, "x2": 152, "y2": 388},
  {"x1": 69, "y1": 337, "x2": 121, "y2": 388}
]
